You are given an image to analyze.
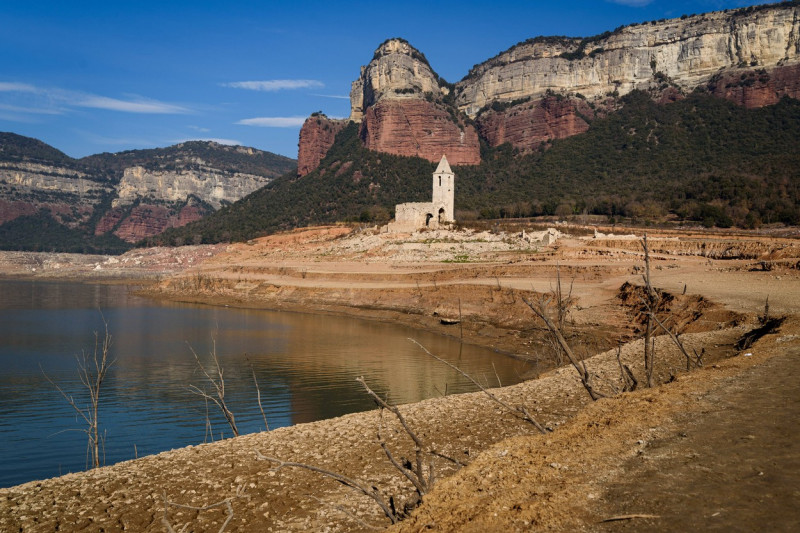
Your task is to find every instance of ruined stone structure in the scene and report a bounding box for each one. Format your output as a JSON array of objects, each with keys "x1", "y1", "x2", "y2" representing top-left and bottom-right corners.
[{"x1": 387, "y1": 155, "x2": 455, "y2": 232}]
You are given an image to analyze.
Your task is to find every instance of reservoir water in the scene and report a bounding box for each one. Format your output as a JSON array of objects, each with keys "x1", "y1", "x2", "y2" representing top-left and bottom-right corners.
[{"x1": 0, "y1": 279, "x2": 530, "y2": 488}]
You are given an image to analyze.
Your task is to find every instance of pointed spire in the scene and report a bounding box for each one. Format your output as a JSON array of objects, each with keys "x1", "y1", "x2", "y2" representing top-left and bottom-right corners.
[{"x1": 434, "y1": 154, "x2": 452, "y2": 175}]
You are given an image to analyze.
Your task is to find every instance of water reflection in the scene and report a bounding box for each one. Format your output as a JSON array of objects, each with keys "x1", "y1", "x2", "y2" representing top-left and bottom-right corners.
[{"x1": 0, "y1": 280, "x2": 530, "y2": 488}]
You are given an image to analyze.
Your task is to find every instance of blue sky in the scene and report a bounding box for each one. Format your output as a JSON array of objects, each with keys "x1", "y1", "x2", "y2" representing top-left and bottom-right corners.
[{"x1": 1, "y1": 0, "x2": 770, "y2": 159}]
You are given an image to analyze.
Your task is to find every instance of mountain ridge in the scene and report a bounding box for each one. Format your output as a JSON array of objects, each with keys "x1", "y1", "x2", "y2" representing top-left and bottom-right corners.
[
  {"x1": 299, "y1": 1, "x2": 800, "y2": 173},
  {"x1": 0, "y1": 134, "x2": 296, "y2": 253}
]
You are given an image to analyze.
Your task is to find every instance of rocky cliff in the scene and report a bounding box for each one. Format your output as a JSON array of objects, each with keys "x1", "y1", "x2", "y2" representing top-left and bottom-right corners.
[
  {"x1": 297, "y1": 114, "x2": 347, "y2": 177},
  {"x1": 474, "y1": 96, "x2": 599, "y2": 152},
  {"x1": 456, "y1": 4, "x2": 800, "y2": 115},
  {"x1": 0, "y1": 134, "x2": 296, "y2": 250},
  {"x1": 114, "y1": 164, "x2": 273, "y2": 209},
  {"x1": 297, "y1": 2, "x2": 800, "y2": 169},
  {"x1": 360, "y1": 99, "x2": 481, "y2": 165},
  {"x1": 349, "y1": 39, "x2": 481, "y2": 166},
  {"x1": 0, "y1": 161, "x2": 112, "y2": 226}
]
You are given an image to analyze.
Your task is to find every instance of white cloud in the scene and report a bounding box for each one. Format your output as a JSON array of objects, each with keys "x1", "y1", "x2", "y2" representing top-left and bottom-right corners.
[
  {"x1": 0, "y1": 81, "x2": 190, "y2": 115},
  {"x1": 74, "y1": 95, "x2": 190, "y2": 114},
  {"x1": 0, "y1": 82, "x2": 38, "y2": 93},
  {"x1": 311, "y1": 93, "x2": 351, "y2": 100},
  {"x1": 606, "y1": 0, "x2": 654, "y2": 6},
  {"x1": 223, "y1": 79, "x2": 324, "y2": 91},
  {"x1": 0, "y1": 103, "x2": 63, "y2": 115},
  {"x1": 236, "y1": 116, "x2": 307, "y2": 127}
]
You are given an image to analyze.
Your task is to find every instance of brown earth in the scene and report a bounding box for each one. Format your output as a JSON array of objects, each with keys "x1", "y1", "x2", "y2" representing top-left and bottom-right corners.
[{"x1": 0, "y1": 223, "x2": 799, "y2": 531}]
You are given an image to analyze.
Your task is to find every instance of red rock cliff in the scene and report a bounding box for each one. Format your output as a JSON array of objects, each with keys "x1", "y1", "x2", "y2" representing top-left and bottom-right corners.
[
  {"x1": 97, "y1": 204, "x2": 207, "y2": 243},
  {"x1": 709, "y1": 64, "x2": 800, "y2": 108},
  {"x1": 359, "y1": 100, "x2": 481, "y2": 165},
  {"x1": 475, "y1": 96, "x2": 596, "y2": 152},
  {"x1": 297, "y1": 115, "x2": 346, "y2": 177}
]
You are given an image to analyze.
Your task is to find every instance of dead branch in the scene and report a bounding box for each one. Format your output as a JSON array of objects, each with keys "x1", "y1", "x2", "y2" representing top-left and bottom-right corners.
[
  {"x1": 375, "y1": 411, "x2": 429, "y2": 498},
  {"x1": 307, "y1": 495, "x2": 384, "y2": 531},
  {"x1": 641, "y1": 234, "x2": 658, "y2": 387},
  {"x1": 357, "y1": 376, "x2": 435, "y2": 497},
  {"x1": 408, "y1": 339, "x2": 547, "y2": 433},
  {"x1": 522, "y1": 296, "x2": 607, "y2": 401},
  {"x1": 42, "y1": 316, "x2": 114, "y2": 469},
  {"x1": 188, "y1": 339, "x2": 239, "y2": 437},
  {"x1": 602, "y1": 513, "x2": 660, "y2": 522},
  {"x1": 255, "y1": 452, "x2": 399, "y2": 524},
  {"x1": 642, "y1": 303, "x2": 699, "y2": 371},
  {"x1": 616, "y1": 346, "x2": 638, "y2": 392},
  {"x1": 161, "y1": 486, "x2": 246, "y2": 533},
  {"x1": 248, "y1": 358, "x2": 270, "y2": 431}
]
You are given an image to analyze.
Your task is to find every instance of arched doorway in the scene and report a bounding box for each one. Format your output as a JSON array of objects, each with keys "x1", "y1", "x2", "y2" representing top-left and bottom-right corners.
[
  {"x1": 438, "y1": 207, "x2": 445, "y2": 224},
  {"x1": 425, "y1": 213, "x2": 433, "y2": 226}
]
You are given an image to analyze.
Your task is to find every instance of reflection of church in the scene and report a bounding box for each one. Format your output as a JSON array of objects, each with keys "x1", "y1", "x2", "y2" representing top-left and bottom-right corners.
[{"x1": 387, "y1": 155, "x2": 455, "y2": 232}]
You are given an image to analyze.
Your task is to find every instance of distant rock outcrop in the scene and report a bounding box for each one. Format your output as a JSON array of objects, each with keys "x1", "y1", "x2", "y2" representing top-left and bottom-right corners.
[
  {"x1": 114, "y1": 164, "x2": 272, "y2": 210},
  {"x1": 297, "y1": 114, "x2": 346, "y2": 177},
  {"x1": 455, "y1": 5, "x2": 800, "y2": 115},
  {"x1": 0, "y1": 134, "x2": 296, "y2": 249},
  {"x1": 350, "y1": 38, "x2": 481, "y2": 166}
]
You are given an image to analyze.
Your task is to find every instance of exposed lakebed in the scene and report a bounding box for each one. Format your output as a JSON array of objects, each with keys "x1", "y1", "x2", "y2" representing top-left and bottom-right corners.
[{"x1": 0, "y1": 279, "x2": 530, "y2": 488}]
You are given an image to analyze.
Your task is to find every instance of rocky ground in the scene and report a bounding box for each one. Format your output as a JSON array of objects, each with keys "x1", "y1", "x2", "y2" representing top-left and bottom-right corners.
[{"x1": 1, "y1": 223, "x2": 798, "y2": 531}]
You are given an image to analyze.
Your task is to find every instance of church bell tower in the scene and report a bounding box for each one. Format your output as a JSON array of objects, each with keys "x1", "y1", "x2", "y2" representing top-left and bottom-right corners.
[{"x1": 432, "y1": 154, "x2": 454, "y2": 223}]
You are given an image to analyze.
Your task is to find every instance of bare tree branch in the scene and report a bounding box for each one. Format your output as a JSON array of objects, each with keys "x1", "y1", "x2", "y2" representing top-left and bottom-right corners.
[
  {"x1": 357, "y1": 376, "x2": 434, "y2": 496},
  {"x1": 522, "y1": 296, "x2": 607, "y2": 401},
  {"x1": 188, "y1": 339, "x2": 239, "y2": 437},
  {"x1": 255, "y1": 452, "x2": 398, "y2": 524},
  {"x1": 408, "y1": 339, "x2": 548, "y2": 432},
  {"x1": 42, "y1": 315, "x2": 114, "y2": 469},
  {"x1": 161, "y1": 486, "x2": 245, "y2": 533},
  {"x1": 641, "y1": 234, "x2": 658, "y2": 387},
  {"x1": 307, "y1": 495, "x2": 384, "y2": 531},
  {"x1": 248, "y1": 358, "x2": 270, "y2": 431}
]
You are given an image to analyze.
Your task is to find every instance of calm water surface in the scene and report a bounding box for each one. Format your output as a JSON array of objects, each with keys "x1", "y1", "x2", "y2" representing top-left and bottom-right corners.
[{"x1": 0, "y1": 279, "x2": 530, "y2": 488}]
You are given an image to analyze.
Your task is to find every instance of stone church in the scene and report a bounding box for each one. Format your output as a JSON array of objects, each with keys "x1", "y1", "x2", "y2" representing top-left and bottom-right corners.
[{"x1": 387, "y1": 155, "x2": 455, "y2": 232}]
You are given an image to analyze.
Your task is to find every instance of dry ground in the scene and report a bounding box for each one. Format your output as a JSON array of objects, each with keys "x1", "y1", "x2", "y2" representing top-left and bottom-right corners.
[{"x1": 1, "y1": 223, "x2": 798, "y2": 531}]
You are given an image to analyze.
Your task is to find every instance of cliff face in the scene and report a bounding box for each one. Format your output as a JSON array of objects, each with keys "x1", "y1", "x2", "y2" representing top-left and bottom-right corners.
[
  {"x1": 114, "y1": 165, "x2": 273, "y2": 210},
  {"x1": 0, "y1": 161, "x2": 112, "y2": 227},
  {"x1": 298, "y1": 4, "x2": 800, "y2": 172},
  {"x1": 297, "y1": 115, "x2": 347, "y2": 177},
  {"x1": 475, "y1": 96, "x2": 598, "y2": 152},
  {"x1": 349, "y1": 39, "x2": 443, "y2": 122},
  {"x1": 348, "y1": 39, "x2": 481, "y2": 166},
  {"x1": 0, "y1": 135, "x2": 296, "y2": 248},
  {"x1": 708, "y1": 62, "x2": 800, "y2": 107},
  {"x1": 360, "y1": 100, "x2": 481, "y2": 165},
  {"x1": 456, "y1": 5, "x2": 800, "y2": 115}
]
